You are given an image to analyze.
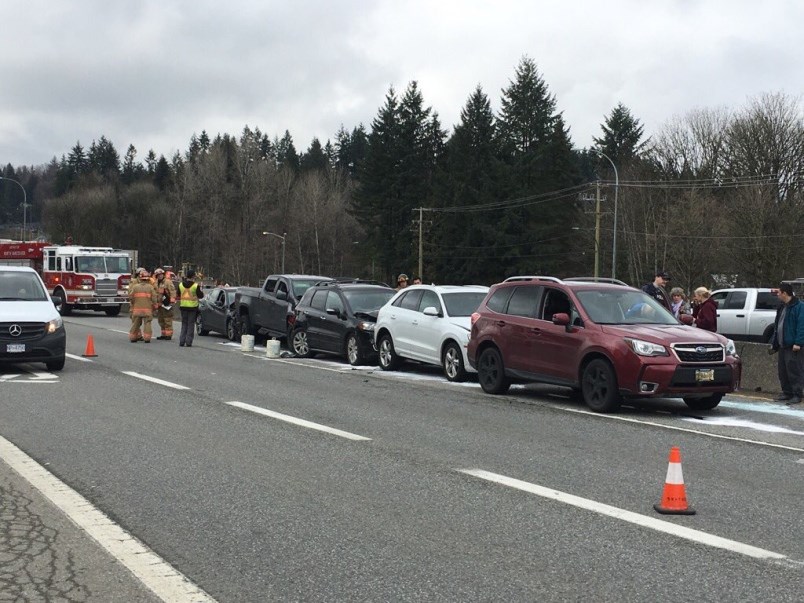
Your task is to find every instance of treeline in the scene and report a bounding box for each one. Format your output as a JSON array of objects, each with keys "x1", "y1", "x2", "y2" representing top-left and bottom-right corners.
[{"x1": 1, "y1": 57, "x2": 803, "y2": 291}]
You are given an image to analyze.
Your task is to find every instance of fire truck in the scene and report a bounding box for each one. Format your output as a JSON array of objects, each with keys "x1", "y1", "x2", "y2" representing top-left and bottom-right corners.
[{"x1": 0, "y1": 240, "x2": 137, "y2": 316}]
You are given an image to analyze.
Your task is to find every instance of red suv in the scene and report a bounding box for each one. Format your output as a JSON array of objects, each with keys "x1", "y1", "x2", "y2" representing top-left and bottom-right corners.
[{"x1": 467, "y1": 277, "x2": 741, "y2": 412}]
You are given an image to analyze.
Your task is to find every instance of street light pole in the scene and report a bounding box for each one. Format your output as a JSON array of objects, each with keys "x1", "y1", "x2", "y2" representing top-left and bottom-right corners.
[
  {"x1": 0, "y1": 176, "x2": 28, "y2": 242},
  {"x1": 595, "y1": 151, "x2": 619, "y2": 280},
  {"x1": 262, "y1": 231, "x2": 287, "y2": 273}
]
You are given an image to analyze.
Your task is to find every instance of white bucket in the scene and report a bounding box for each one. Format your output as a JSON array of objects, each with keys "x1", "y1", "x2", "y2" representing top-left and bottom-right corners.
[
  {"x1": 266, "y1": 338, "x2": 281, "y2": 358},
  {"x1": 241, "y1": 334, "x2": 255, "y2": 352}
]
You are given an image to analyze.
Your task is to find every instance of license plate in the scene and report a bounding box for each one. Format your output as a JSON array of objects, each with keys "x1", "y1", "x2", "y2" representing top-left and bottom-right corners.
[
  {"x1": 6, "y1": 344, "x2": 25, "y2": 353},
  {"x1": 695, "y1": 368, "x2": 715, "y2": 382}
]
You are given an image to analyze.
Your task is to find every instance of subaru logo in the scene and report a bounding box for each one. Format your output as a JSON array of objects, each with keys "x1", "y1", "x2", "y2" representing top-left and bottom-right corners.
[
  {"x1": 8, "y1": 324, "x2": 22, "y2": 337},
  {"x1": 695, "y1": 346, "x2": 707, "y2": 354}
]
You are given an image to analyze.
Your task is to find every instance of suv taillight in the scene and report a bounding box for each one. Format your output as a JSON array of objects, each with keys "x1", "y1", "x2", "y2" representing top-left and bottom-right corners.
[{"x1": 470, "y1": 312, "x2": 481, "y2": 325}]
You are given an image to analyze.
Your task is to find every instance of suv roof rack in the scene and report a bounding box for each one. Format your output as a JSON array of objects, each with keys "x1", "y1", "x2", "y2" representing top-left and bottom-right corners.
[
  {"x1": 564, "y1": 277, "x2": 629, "y2": 286},
  {"x1": 503, "y1": 276, "x2": 563, "y2": 283},
  {"x1": 314, "y1": 278, "x2": 391, "y2": 287}
]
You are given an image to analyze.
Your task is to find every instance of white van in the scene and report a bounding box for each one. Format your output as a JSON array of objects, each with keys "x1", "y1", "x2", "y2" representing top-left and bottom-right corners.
[{"x1": 0, "y1": 266, "x2": 66, "y2": 371}]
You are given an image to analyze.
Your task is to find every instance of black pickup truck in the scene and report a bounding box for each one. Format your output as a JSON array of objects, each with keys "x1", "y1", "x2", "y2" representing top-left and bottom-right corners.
[{"x1": 234, "y1": 274, "x2": 332, "y2": 340}]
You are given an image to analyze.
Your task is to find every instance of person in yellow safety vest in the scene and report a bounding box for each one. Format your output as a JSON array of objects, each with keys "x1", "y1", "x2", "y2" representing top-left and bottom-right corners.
[
  {"x1": 128, "y1": 270, "x2": 158, "y2": 343},
  {"x1": 152, "y1": 268, "x2": 177, "y2": 340},
  {"x1": 129, "y1": 267, "x2": 147, "y2": 340},
  {"x1": 178, "y1": 269, "x2": 205, "y2": 347}
]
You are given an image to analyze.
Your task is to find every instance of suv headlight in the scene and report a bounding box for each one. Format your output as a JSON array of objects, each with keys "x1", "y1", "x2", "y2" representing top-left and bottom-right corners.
[
  {"x1": 357, "y1": 321, "x2": 375, "y2": 332},
  {"x1": 626, "y1": 338, "x2": 668, "y2": 357},
  {"x1": 725, "y1": 339, "x2": 737, "y2": 357},
  {"x1": 46, "y1": 317, "x2": 63, "y2": 334}
]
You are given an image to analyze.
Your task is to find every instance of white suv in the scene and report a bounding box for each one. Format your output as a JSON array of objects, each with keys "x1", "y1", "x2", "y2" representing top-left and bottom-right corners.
[{"x1": 373, "y1": 285, "x2": 489, "y2": 381}]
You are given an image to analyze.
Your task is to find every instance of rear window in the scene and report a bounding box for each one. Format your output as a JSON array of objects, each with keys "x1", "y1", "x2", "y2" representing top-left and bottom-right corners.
[
  {"x1": 291, "y1": 279, "x2": 320, "y2": 298},
  {"x1": 723, "y1": 291, "x2": 747, "y2": 310},
  {"x1": 0, "y1": 271, "x2": 48, "y2": 301},
  {"x1": 485, "y1": 288, "x2": 513, "y2": 314},
  {"x1": 756, "y1": 292, "x2": 782, "y2": 310},
  {"x1": 506, "y1": 286, "x2": 541, "y2": 318},
  {"x1": 442, "y1": 291, "x2": 487, "y2": 317},
  {"x1": 397, "y1": 290, "x2": 423, "y2": 310}
]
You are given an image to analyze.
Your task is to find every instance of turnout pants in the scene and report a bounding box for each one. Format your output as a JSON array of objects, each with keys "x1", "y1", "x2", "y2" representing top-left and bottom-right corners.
[
  {"x1": 157, "y1": 306, "x2": 174, "y2": 339},
  {"x1": 130, "y1": 313, "x2": 153, "y2": 342}
]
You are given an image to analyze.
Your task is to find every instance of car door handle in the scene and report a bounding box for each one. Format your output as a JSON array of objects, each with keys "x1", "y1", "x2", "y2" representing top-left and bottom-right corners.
[
  {"x1": 495, "y1": 320, "x2": 506, "y2": 327},
  {"x1": 716, "y1": 313, "x2": 720, "y2": 317},
  {"x1": 530, "y1": 327, "x2": 542, "y2": 334},
  {"x1": 411, "y1": 320, "x2": 418, "y2": 326},
  {"x1": 736, "y1": 314, "x2": 745, "y2": 318}
]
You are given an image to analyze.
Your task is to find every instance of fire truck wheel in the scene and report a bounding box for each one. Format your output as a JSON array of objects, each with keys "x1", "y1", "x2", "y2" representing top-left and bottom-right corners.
[
  {"x1": 53, "y1": 290, "x2": 72, "y2": 316},
  {"x1": 104, "y1": 306, "x2": 121, "y2": 317}
]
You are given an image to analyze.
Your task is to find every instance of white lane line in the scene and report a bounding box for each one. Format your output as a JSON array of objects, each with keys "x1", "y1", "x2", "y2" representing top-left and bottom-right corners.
[
  {"x1": 225, "y1": 401, "x2": 371, "y2": 441},
  {"x1": 458, "y1": 469, "x2": 789, "y2": 562},
  {"x1": 243, "y1": 354, "x2": 346, "y2": 373},
  {"x1": 110, "y1": 329, "x2": 131, "y2": 334},
  {"x1": 121, "y1": 371, "x2": 190, "y2": 390},
  {"x1": 0, "y1": 435, "x2": 216, "y2": 602},
  {"x1": 66, "y1": 352, "x2": 92, "y2": 362},
  {"x1": 557, "y1": 407, "x2": 804, "y2": 453}
]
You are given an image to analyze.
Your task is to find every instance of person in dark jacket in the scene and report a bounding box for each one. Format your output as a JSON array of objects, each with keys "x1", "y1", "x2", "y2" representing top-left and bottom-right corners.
[
  {"x1": 642, "y1": 271, "x2": 672, "y2": 312},
  {"x1": 691, "y1": 287, "x2": 718, "y2": 332},
  {"x1": 771, "y1": 283, "x2": 804, "y2": 405}
]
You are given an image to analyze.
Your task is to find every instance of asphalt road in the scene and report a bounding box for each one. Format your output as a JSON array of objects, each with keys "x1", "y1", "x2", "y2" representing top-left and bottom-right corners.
[{"x1": 1, "y1": 313, "x2": 803, "y2": 601}]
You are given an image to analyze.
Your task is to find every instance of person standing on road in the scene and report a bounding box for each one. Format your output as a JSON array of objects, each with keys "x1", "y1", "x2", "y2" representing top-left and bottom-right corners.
[
  {"x1": 642, "y1": 271, "x2": 672, "y2": 312},
  {"x1": 691, "y1": 287, "x2": 718, "y2": 332},
  {"x1": 771, "y1": 282, "x2": 804, "y2": 406},
  {"x1": 128, "y1": 270, "x2": 158, "y2": 343},
  {"x1": 178, "y1": 270, "x2": 204, "y2": 347},
  {"x1": 153, "y1": 268, "x2": 177, "y2": 340}
]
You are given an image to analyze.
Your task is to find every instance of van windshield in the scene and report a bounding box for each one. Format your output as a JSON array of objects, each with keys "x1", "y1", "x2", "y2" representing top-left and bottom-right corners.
[
  {"x1": 0, "y1": 271, "x2": 48, "y2": 301},
  {"x1": 576, "y1": 289, "x2": 677, "y2": 325}
]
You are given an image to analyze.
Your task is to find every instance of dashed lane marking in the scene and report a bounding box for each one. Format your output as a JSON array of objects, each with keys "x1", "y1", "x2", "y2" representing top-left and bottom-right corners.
[
  {"x1": 225, "y1": 401, "x2": 372, "y2": 441},
  {"x1": 458, "y1": 468, "x2": 794, "y2": 564},
  {"x1": 0, "y1": 434, "x2": 217, "y2": 602},
  {"x1": 121, "y1": 371, "x2": 190, "y2": 390}
]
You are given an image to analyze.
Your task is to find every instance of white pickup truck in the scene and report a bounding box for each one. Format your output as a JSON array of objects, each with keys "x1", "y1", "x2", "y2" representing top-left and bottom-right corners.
[{"x1": 709, "y1": 288, "x2": 781, "y2": 342}]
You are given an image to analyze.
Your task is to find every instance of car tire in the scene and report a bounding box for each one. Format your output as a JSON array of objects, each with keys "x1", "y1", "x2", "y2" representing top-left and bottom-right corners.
[
  {"x1": 443, "y1": 341, "x2": 468, "y2": 382},
  {"x1": 377, "y1": 334, "x2": 401, "y2": 371},
  {"x1": 226, "y1": 318, "x2": 239, "y2": 342},
  {"x1": 291, "y1": 328, "x2": 312, "y2": 358},
  {"x1": 46, "y1": 355, "x2": 65, "y2": 371},
  {"x1": 581, "y1": 359, "x2": 621, "y2": 412},
  {"x1": 683, "y1": 394, "x2": 723, "y2": 410},
  {"x1": 346, "y1": 333, "x2": 364, "y2": 366},
  {"x1": 240, "y1": 314, "x2": 254, "y2": 337},
  {"x1": 477, "y1": 347, "x2": 510, "y2": 394},
  {"x1": 104, "y1": 306, "x2": 121, "y2": 317},
  {"x1": 53, "y1": 290, "x2": 72, "y2": 316},
  {"x1": 196, "y1": 315, "x2": 209, "y2": 336}
]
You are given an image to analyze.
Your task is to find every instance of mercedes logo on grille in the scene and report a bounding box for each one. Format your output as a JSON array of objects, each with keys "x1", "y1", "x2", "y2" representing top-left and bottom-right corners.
[
  {"x1": 8, "y1": 324, "x2": 22, "y2": 337},
  {"x1": 695, "y1": 346, "x2": 707, "y2": 354}
]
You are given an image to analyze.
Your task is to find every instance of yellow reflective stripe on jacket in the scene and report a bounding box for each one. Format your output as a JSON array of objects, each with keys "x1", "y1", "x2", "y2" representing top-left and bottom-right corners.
[{"x1": 179, "y1": 283, "x2": 199, "y2": 308}]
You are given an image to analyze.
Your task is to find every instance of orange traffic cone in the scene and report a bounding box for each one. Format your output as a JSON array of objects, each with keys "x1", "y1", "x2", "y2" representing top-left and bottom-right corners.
[
  {"x1": 82, "y1": 334, "x2": 98, "y2": 358},
  {"x1": 654, "y1": 446, "x2": 695, "y2": 515}
]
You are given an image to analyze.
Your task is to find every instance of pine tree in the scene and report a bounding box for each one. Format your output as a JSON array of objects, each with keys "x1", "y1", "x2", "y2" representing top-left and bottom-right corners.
[
  {"x1": 301, "y1": 138, "x2": 328, "y2": 172},
  {"x1": 121, "y1": 144, "x2": 143, "y2": 185},
  {"x1": 275, "y1": 131, "x2": 300, "y2": 172},
  {"x1": 593, "y1": 102, "x2": 648, "y2": 165}
]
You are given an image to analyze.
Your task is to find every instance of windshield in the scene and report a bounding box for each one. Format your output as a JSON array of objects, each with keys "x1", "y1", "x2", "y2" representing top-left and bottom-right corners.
[
  {"x1": 343, "y1": 289, "x2": 394, "y2": 313},
  {"x1": 442, "y1": 291, "x2": 488, "y2": 317},
  {"x1": 76, "y1": 255, "x2": 131, "y2": 274},
  {"x1": 291, "y1": 279, "x2": 321, "y2": 298},
  {"x1": 0, "y1": 271, "x2": 48, "y2": 301},
  {"x1": 575, "y1": 289, "x2": 677, "y2": 325}
]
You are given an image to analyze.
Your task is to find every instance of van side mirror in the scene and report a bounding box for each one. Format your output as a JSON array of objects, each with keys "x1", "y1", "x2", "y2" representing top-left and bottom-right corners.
[{"x1": 552, "y1": 312, "x2": 570, "y2": 326}]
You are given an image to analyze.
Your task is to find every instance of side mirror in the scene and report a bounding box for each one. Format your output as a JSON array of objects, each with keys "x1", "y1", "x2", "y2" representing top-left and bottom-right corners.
[
  {"x1": 422, "y1": 306, "x2": 440, "y2": 317},
  {"x1": 552, "y1": 312, "x2": 570, "y2": 326},
  {"x1": 276, "y1": 290, "x2": 288, "y2": 301},
  {"x1": 325, "y1": 307, "x2": 341, "y2": 318}
]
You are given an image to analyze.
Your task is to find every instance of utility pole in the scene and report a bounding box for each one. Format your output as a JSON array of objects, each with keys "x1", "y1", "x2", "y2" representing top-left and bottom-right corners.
[
  {"x1": 418, "y1": 207, "x2": 423, "y2": 280},
  {"x1": 594, "y1": 180, "x2": 601, "y2": 279}
]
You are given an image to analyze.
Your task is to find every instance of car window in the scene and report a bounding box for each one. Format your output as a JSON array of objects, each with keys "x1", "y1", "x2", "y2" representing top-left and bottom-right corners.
[
  {"x1": 485, "y1": 288, "x2": 513, "y2": 314},
  {"x1": 326, "y1": 291, "x2": 344, "y2": 313},
  {"x1": 217, "y1": 290, "x2": 226, "y2": 305},
  {"x1": 710, "y1": 291, "x2": 728, "y2": 307},
  {"x1": 292, "y1": 279, "x2": 321, "y2": 298},
  {"x1": 576, "y1": 289, "x2": 677, "y2": 325},
  {"x1": 311, "y1": 289, "x2": 328, "y2": 310},
  {"x1": 442, "y1": 291, "x2": 487, "y2": 317},
  {"x1": 277, "y1": 281, "x2": 289, "y2": 296},
  {"x1": 540, "y1": 288, "x2": 572, "y2": 322},
  {"x1": 263, "y1": 278, "x2": 277, "y2": 293},
  {"x1": 398, "y1": 290, "x2": 423, "y2": 310},
  {"x1": 418, "y1": 290, "x2": 442, "y2": 313},
  {"x1": 724, "y1": 291, "x2": 747, "y2": 310},
  {"x1": 506, "y1": 286, "x2": 541, "y2": 318},
  {"x1": 0, "y1": 271, "x2": 48, "y2": 301},
  {"x1": 756, "y1": 292, "x2": 782, "y2": 310},
  {"x1": 298, "y1": 288, "x2": 315, "y2": 307},
  {"x1": 343, "y1": 289, "x2": 394, "y2": 313}
]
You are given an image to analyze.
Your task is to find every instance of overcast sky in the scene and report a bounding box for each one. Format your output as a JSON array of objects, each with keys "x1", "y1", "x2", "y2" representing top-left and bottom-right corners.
[{"x1": 2, "y1": 0, "x2": 803, "y2": 167}]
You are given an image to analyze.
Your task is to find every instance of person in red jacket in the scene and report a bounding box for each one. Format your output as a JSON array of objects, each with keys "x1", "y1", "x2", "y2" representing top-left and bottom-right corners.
[{"x1": 692, "y1": 287, "x2": 717, "y2": 332}]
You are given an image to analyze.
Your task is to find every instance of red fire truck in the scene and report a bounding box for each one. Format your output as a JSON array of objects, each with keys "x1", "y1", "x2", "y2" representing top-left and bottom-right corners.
[{"x1": 0, "y1": 240, "x2": 138, "y2": 316}]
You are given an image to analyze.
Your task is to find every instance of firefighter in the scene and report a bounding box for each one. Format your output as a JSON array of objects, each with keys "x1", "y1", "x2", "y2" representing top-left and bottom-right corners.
[
  {"x1": 129, "y1": 267, "x2": 147, "y2": 341},
  {"x1": 128, "y1": 269, "x2": 158, "y2": 343},
  {"x1": 178, "y1": 269, "x2": 204, "y2": 347},
  {"x1": 153, "y1": 268, "x2": 176, "y2": 340}
]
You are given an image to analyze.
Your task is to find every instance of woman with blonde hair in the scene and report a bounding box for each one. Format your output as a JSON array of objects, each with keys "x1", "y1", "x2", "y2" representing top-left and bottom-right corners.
[{"x1": 692, "y1": 286, "x2": 717, "y2": 332}]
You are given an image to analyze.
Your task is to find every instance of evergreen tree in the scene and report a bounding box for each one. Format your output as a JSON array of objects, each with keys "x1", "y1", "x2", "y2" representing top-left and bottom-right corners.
[
  {"x1": 199, "y1": 130, "x2": 211, "y2": 152},
  {"x1": 593, "y1": 102, "x2": 648, "y2": 165},
  {"x1": 87, "y1": 136, "x2": 120, "y2": 181},
  {"x1": 121, "y1": 144, "x2": 143, "y2": 185},
  {"x1": 154, "y1": 155, "x2": 171, "y2": 190},
  {"x1": 144, "y1": 150, "x2": 157, "y2": 174},
  {"x1": 275, "y1": 130, "x2": 300, "y2": 172},
  {"x1": 301, "y1": 138, "x2": 328, "y2": 172}
]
